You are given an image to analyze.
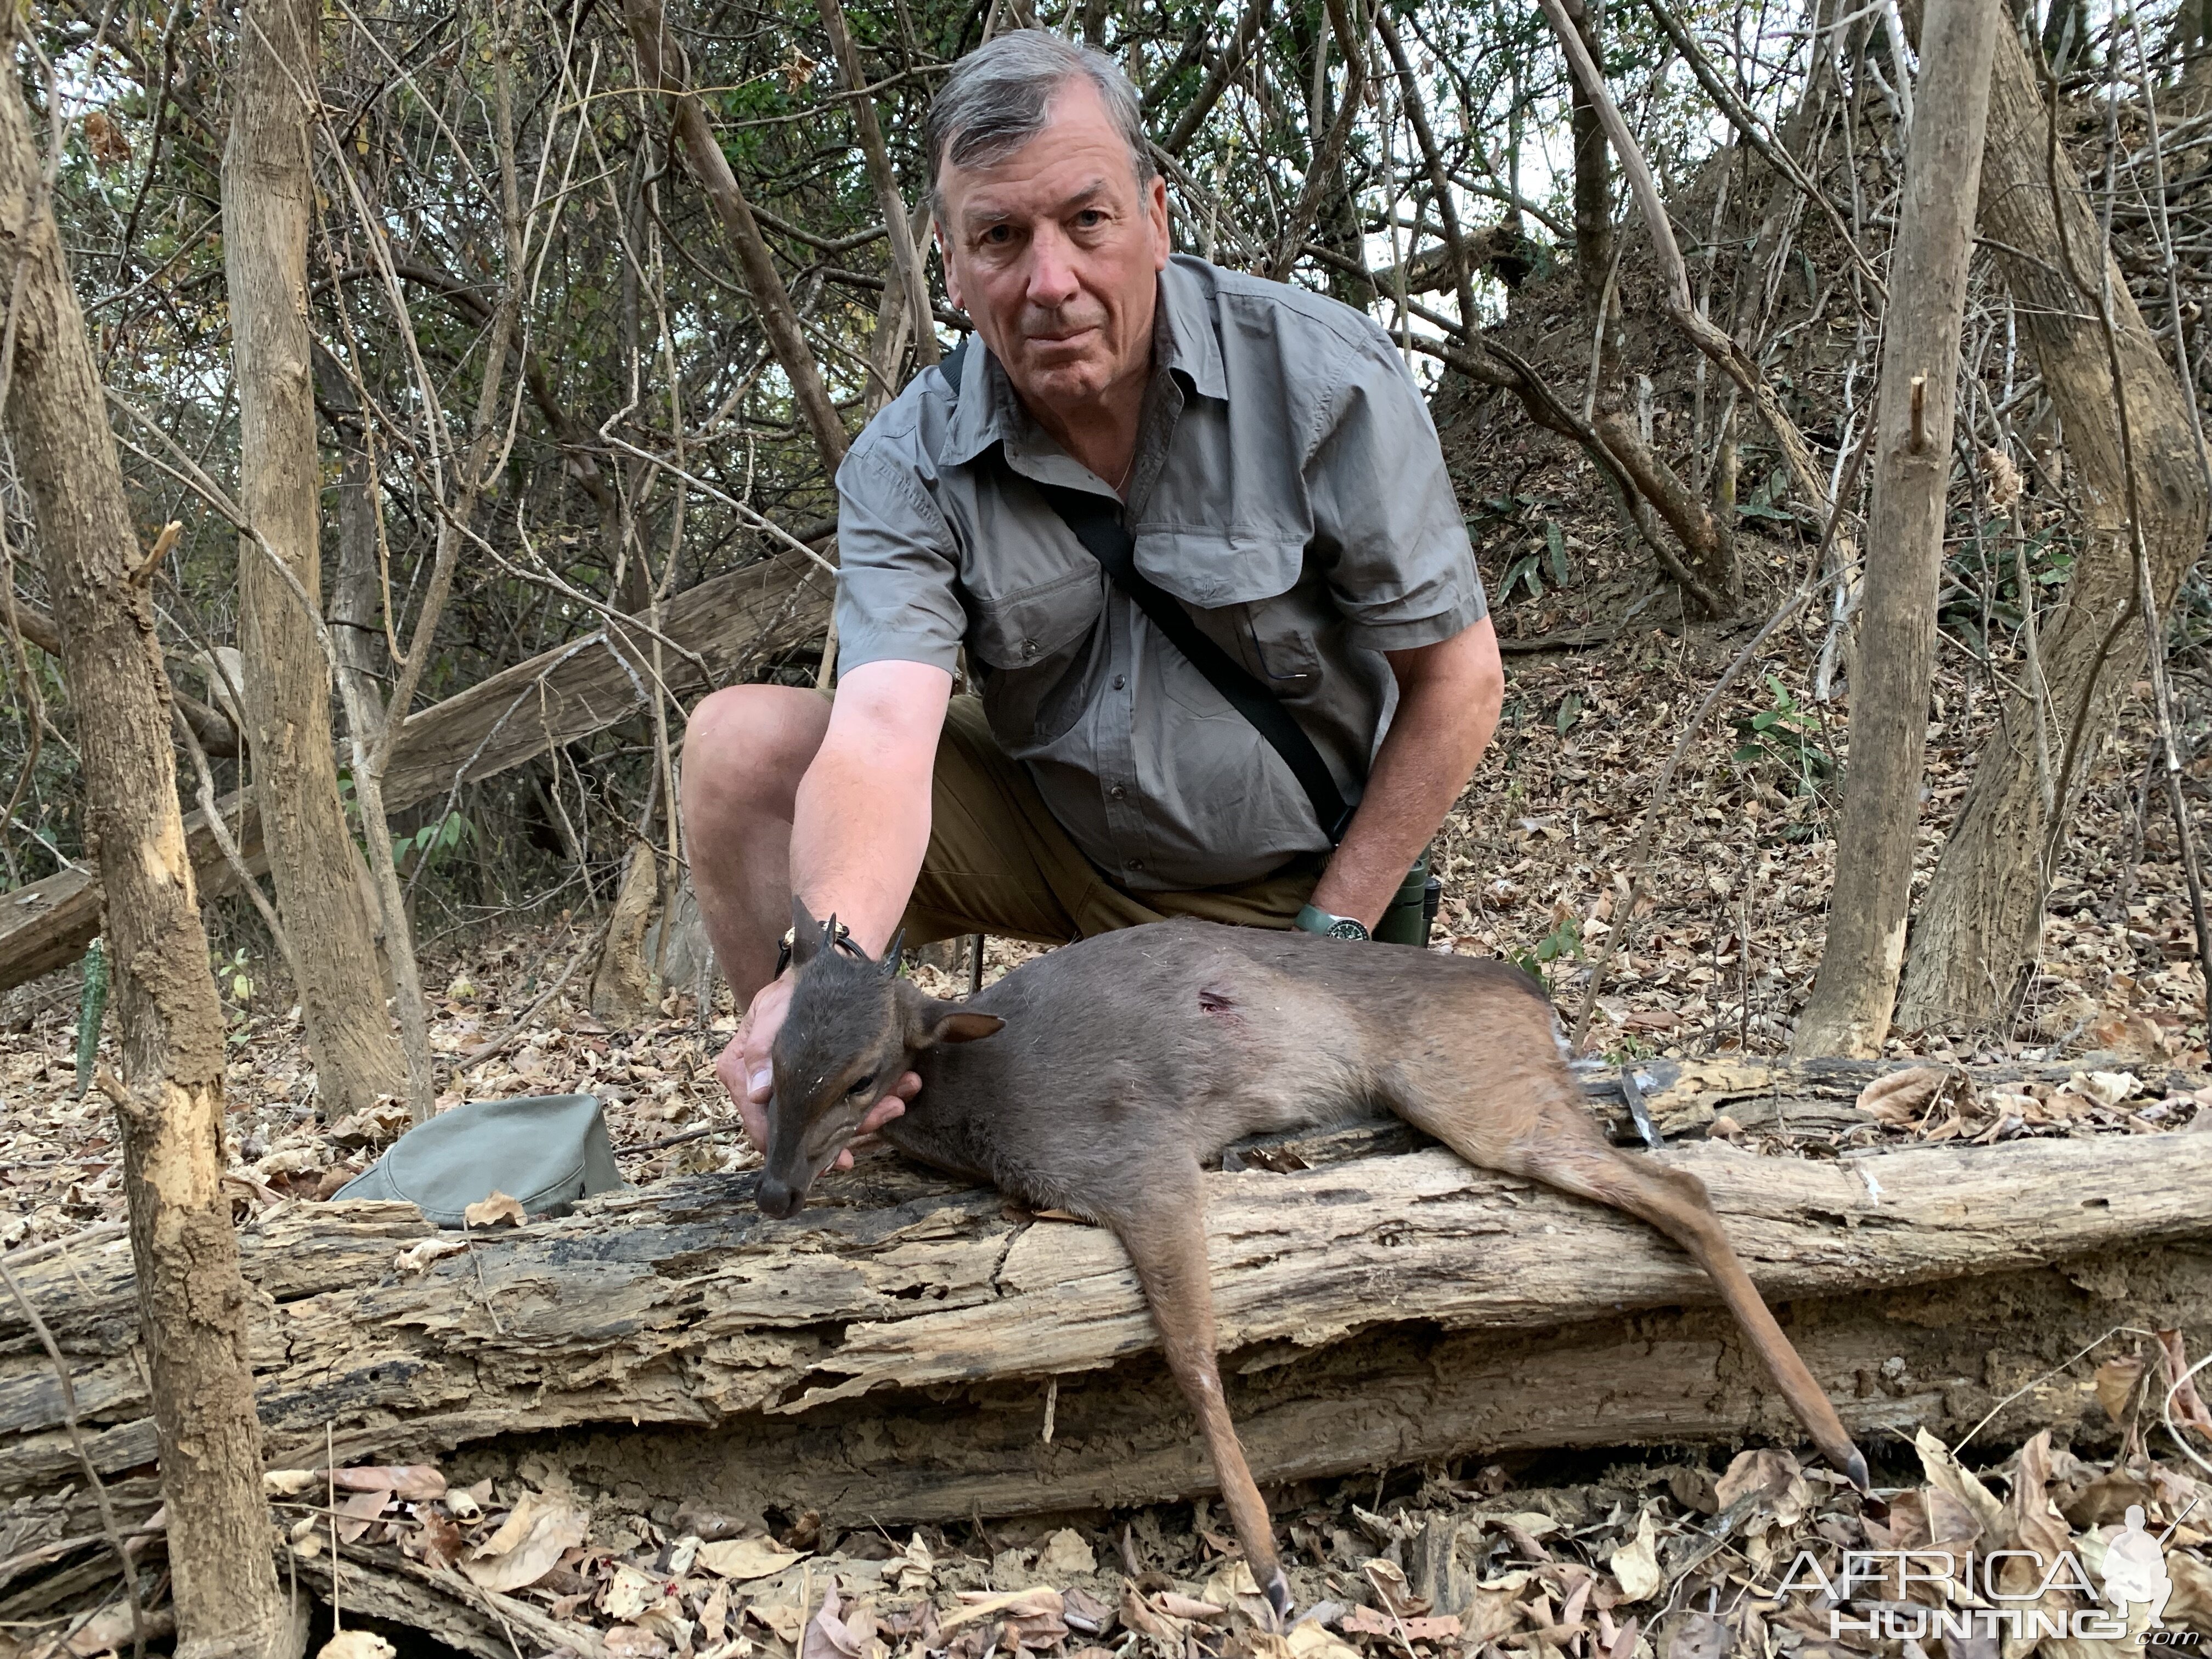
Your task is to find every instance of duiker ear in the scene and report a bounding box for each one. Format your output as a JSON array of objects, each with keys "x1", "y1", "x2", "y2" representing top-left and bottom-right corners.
[
  {"x1": 789, "y1": 895, "x2": 822, "y2": 967},
  {"x1": 907, "y1": 996, "x2": 1005, "y2": 1047}
]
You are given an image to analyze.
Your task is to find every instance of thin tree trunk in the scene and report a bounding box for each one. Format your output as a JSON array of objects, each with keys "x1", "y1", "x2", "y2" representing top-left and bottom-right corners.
[
  {"x1": 1793, "y1": 0, "x2": 2000, "y2": 1056},
  {"x1": 1564, "y1": 0, "x2": 1739, "y2": 613},
  {"x1": 624, "y1": 0, "x2": 848, "y2": 475},
  {"x1": 815, "y1": 0, "x2": 936, "y2": 371},
  {"x1": 1266, "y1": 0, "x2": 1365, "y2": 283},
  {"x1": 0, "y1": 31, "x2": 290, "y2": 1659},
  {"x1": 1372, "y1": 7, "x2": 1477, "y2": 331},
  {"x1": 223, "y1": 0, "x2": 408, "y2": 1116},
  {"x1": 1160, "y1": 0, "x2": 1273, "y2": 158},
  {"x1": 314, "y1": 347, "x2": 393, "y2": 757},
  {"x1": 1893, "y1": 8, "x2": 2212, "y2": 1033},
  {"x1": 318, "y1": 353, "x2": 403, "y2": 984},
  {"x1": 591, "y1": 838, "x2": 665, "y2": 1022}
]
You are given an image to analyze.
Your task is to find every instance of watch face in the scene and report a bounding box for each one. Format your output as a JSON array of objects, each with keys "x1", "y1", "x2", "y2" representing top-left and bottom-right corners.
[{"x1": 1327, "y1": 918, "x2": 1370, "y2": 941}]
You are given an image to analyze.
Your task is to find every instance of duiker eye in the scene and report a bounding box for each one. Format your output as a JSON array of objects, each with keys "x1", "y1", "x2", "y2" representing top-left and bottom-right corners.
[{"x1": 847, "y1": 1073, "x2": 877, "y2": 1099}]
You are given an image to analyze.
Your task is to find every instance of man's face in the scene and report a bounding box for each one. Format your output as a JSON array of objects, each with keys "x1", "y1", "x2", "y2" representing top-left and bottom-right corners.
[{"x1": 935, "y1": 78, "x2": 1171, "y2": 419}]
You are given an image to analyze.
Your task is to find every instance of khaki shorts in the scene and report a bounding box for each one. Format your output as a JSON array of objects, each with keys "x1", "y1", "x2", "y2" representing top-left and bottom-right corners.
[{"x1": 901, "y1": 695, "x2": 1324, "y2": 945}]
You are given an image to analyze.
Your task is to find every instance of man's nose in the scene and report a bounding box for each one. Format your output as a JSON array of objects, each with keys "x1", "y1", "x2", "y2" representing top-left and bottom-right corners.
[{"x1": 1025, "y1": 225, "x2": 1081, "y2": 309}]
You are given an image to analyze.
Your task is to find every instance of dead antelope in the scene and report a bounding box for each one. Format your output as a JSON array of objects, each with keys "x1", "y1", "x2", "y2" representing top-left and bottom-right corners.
[{"x1": 759, "y1": 899, "x2": 1867, "y2": 1620}]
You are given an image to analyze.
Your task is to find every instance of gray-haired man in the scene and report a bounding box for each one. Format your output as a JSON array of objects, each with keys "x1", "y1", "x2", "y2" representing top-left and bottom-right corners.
[{"x1": 682, "y1": 30, "x2": 1503, "y2": 1159}]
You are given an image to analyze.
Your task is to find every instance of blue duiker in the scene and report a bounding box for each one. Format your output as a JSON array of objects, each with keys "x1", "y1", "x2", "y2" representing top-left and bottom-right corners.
[{"x1": 760, "y1": 897, "x2": 1867, "y2": 1621}]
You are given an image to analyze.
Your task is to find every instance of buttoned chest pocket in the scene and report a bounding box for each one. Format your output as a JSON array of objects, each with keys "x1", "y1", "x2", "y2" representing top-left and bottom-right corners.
[
  {"x1": 1134, "y1": 532, "x2": 1324, "y2": 707},
  {"x1": 967, "y1": 568, "x2": 1105, "y2": 745}
]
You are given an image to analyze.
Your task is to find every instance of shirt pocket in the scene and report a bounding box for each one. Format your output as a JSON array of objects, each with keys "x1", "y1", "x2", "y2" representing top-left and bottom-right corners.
[
  {"x1": 1134, "y1": 531, "x2": 1323, "y2": 701},
  {"x1": 966, "y1": 567, "x2": 1104, "y2": 745}
]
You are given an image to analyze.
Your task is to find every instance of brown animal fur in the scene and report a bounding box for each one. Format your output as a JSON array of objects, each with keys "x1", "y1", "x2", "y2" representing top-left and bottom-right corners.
[{"x1": 763, "y1": 901, "x2": 1867, "y2": 1620}]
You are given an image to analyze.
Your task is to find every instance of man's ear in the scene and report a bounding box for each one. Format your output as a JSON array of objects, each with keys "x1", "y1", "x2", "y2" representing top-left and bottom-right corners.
[
  {"x1": 790, "y1": 895, "x2": 823, "y2": 968},
  {"x1": 935, "y1": 221, "x2": 964, "y2": 311},
  {"x1": 906, "y1": 996, "x2": 1005, "y2": 1048}
]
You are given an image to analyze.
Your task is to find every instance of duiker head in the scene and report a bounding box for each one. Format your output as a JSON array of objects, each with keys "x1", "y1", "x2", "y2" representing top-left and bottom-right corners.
[{"x1": 756, "y1": 896, "x2": 1003, "y2": 1218}]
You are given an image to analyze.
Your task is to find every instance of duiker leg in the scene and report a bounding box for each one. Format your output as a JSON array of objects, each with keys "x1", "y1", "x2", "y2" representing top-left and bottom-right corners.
[
  {"x1": 1400, "y1": 1084, "x2": 1870, "y2": 1490},
  {"x1": 1103, "y1": 1171, "x2": 1293, "y2": 1623}
]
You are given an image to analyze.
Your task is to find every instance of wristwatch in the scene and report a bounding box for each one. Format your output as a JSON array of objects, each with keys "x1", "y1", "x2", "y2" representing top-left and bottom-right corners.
[
  {"x1": 1293, "y1": 902, "x2": 1370, "y2": 942},
  {"x1": 774, "y1": 917, "x2": 871, "y2": 975}
]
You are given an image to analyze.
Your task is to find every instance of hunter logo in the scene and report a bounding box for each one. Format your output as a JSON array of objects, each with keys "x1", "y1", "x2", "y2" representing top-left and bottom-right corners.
[
  {"x1": 1776, "y1": 1499, "x2": 2202, "y2": 1645},
  {"x1": 2107, "y1": 1505, "x2": 2182, "y2": 1634}
]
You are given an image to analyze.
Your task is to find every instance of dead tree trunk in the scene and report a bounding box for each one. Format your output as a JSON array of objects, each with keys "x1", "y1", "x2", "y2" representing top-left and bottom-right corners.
[
  {"x1": 1794, "y1": 0, "x2": 2000, "y2": 1056},
  {"x1": 0, "y1": 554, "x2": 830, "y2": 996},
  {"x1": 223, "y1": 0, "x2": 409, "y2": 1116},
  {"x1": 5, "y1": 1111, "x2": 2209, "y2": 1568},
  {"x1": 0, "y1": 36, "x2": 289, "y2": 1659},
  {"x1": 1893, "y1": 8, "x2": 2212, "y2": 1035}
]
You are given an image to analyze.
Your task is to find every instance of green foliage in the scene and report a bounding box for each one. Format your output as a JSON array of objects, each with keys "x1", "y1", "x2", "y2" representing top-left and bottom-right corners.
[
  {"x1": 219, "y1": 945, "x2": 253, "y2": 1005},
  {"x1": 1734, "y1": 465, "x2": 1795, "y2": 524},
  {"x1": 1513, "y1": 916, "x2": 1583, "y2": 986},
  {"x1": 1938, "y1": 518, "x2": 2076, "y2": 654},
  {"x1": 1471, "y1": 498, "x2": 1572, "y2": 607},
  {"x1": 1730, "y1": 674, "x2": 1833, "y2": 795},
  {"x1": 394, "y1": 811, "x2": 476, "y2": 876}
]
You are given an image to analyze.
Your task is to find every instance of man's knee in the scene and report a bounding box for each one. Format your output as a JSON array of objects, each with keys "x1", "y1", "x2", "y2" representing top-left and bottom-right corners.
[{"x1": 682, "y1": 685, "x2": 830, "y2": 825}]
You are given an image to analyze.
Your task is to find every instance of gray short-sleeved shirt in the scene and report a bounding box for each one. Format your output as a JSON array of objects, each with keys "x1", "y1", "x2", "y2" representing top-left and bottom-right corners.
[{"x1": 833, "y1": 253, "x2": 1486, "y2": 893}]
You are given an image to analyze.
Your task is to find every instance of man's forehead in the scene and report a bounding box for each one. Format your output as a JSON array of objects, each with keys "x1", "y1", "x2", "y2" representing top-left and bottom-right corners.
[
  {"x1": 956, "y1": 174, "x2": 1116, "y2": 227},
  {"x1": 938, "y1": 78, "x2": 1133, "y2": 211}
]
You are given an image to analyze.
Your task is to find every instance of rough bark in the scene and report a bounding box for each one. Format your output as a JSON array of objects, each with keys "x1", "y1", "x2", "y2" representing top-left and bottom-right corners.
[
  {"x1": 1893, "y1": 6, "x2": 2212, "y2": 1034},
  {"x1": 624, "y1": 0, "x2": 848, "y2": 475},
  {"x1": 223, "y1": 0, "x2": 409, "y2": 1116},
  {"x1": 589, "y1": 839, "x2": 665, "y2": 1021},
  {"x1": 0, "y1": 39, "x2": 286, "y2": 1659},
  {"x1": 1794, "y1": 0, "x2": 2000, "y2": 1056},
  {"x1": 42, "y1": 1228, "x2": 2196, "y2": 1659},
  {"x1": 0, "y1": 554, "x2": 828, "y2": 994},
  {"x1": 4, "y1": 1101, "x2": 2208, "y2": 1559}
]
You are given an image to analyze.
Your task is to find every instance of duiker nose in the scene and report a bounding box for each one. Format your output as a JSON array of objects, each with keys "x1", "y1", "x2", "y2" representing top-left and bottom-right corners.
[{"x1": 755, "y1": 1176, "x2": 802, "y2": 1218}]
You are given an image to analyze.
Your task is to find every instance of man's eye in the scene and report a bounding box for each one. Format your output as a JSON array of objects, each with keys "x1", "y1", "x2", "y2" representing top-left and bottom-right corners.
[
  {"x1": 980, "y1": 225, "x2": 1012, "y2": 245},
  {"x1": 1074, "y1": 210, "x2": 1104, "y2": 229},
  {"x1": 848, "y1": 1073, "x2": 878, "y2": 1098}
]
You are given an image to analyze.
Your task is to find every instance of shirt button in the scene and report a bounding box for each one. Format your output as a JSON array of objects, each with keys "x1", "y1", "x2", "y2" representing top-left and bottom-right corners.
[
  {"x1": 1109, "y1": 785, "x2": 1126, "y2": 800},
  {"x1": 1112, "y1": 674, "x2": 1126, "y2": 691},
  {"x1": 1128, "y1": 859, "x2": 1144, "y2": 872},
  {"x1": 1022, "y1": 639, "x2": 1038, "y2": 658}
]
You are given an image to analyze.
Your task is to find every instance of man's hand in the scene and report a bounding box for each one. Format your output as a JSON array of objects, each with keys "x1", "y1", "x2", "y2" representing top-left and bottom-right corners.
[{"x1": 714, "y1": 972, "x2": 917, "y2": 1169}]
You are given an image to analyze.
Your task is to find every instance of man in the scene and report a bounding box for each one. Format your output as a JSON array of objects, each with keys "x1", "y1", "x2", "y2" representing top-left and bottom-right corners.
[{"x1": 682, "y1": 29, "x2": 1503, "y2": 1160}]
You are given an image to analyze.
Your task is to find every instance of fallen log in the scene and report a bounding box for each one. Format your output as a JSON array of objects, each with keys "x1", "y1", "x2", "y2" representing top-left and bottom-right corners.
[
  {"x1": 3, "y1": 1104, "x2": 2208, "y2": 1572},
  {"x1": 0, "y1": 554, "x2": 827, "y2": 992}
]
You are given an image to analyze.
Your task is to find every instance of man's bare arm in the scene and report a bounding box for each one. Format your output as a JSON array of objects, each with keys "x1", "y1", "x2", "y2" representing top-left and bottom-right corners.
[
  {"x1": 788, "y1": 659, "x2": 955, "y2": 954},
  {"x1": 727, "y1": 659, "x2": 952, "y2": 1159},
  {"x1": 1306, "y1": 616, "x2": 1503, "y2": 928}
]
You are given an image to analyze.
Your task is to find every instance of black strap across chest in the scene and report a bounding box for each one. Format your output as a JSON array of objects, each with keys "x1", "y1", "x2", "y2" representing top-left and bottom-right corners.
[{"x1": 941, "y1": 335, "x2": 1358, "y2": 844}]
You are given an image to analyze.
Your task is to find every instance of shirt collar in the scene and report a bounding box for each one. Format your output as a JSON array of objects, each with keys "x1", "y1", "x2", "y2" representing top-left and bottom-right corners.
[
  {"x1": 939, "y1": 255, "x2": 1227, "y2": 470},
  {"x1": 1155, "y1": 253, "x2": 1227, "y2": 403}
]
